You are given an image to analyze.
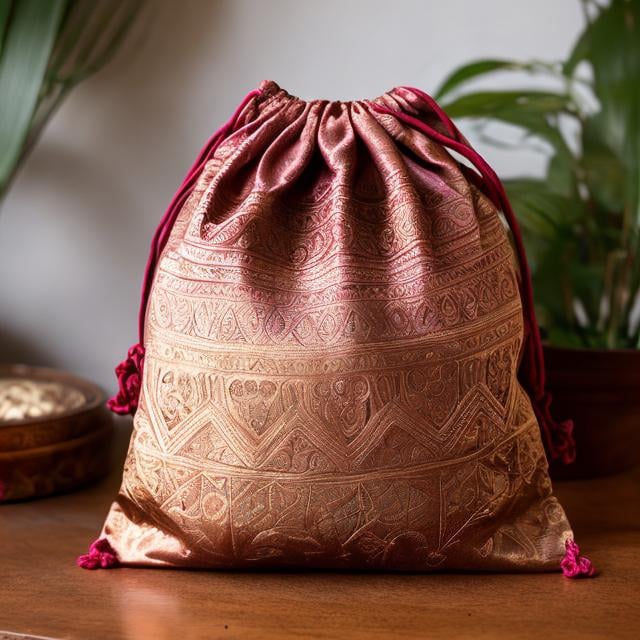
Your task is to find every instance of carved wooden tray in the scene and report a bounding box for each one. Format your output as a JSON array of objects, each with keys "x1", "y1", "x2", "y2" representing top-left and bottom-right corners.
[{"x1": 0, "y1": 365, "x2": 113, "y2": 502}]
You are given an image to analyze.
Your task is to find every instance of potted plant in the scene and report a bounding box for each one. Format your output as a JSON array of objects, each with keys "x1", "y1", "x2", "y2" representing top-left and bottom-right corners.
[
  {"x1": 436, "y1": 0, "x2": 640, "y2": 477},
  {"x1": 0, "y1": 0, "x2": 143, "y2": 501}
]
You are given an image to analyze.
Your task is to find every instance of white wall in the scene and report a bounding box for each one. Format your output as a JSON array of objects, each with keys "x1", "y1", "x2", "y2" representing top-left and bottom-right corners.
[{"x1": 0, "y1": 0, "x2": 584, "y2": 392}]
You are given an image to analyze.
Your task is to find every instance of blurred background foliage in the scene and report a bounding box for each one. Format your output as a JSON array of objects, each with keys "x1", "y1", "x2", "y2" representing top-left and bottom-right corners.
[
  {"x1": 437, "y1": 0, "x2": 640, "y2": 349},
  {"x1": 0, "y1": 0, "x2": 144, "y2": 202}
]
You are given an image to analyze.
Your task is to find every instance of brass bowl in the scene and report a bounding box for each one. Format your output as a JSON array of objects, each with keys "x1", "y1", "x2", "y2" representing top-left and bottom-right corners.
[{"x1": 0, "y1": 365, "x2": 113, "y2": 502}]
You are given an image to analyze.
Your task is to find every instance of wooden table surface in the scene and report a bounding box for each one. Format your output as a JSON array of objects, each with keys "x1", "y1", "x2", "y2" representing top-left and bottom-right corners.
[{"x1": 1, "y1": 422, "x2": 639, "y2": 640}]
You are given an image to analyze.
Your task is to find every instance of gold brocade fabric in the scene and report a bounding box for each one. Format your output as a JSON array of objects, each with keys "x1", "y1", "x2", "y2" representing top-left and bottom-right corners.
[{"x1": 101, "y1": 81, "x2": 572, "y2": 571}]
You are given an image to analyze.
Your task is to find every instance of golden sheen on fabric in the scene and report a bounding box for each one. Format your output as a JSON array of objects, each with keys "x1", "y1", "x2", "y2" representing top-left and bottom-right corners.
[{"x1": 99, "y1": 81, "x2": 573, "y2": 571}]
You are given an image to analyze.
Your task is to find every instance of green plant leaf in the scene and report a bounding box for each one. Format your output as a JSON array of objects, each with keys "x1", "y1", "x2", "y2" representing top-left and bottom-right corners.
[
  {"x1": 48, "y1": 0, "x2": 143, "y2": 88},
  {"x1": 434, "y1": 59, "x2": 521, "y2": 101},
  {"x1": 564, "y1": 7, "x2": 593, "y2": 77},
  {"x1": 43, "y1": 0, "x2": 97, "y2": 91},
  {"x1": 576, "y1": 0, "x2": 640, "y2": 347},
  {"x1": 0, "y1": 0, "x2": 67, "y2": 193},
  {"x1": 504, "y1": 178, "x2": 578, "y2": 239},
  {"x1": 530, "y1": 235, "x2": 577, "y2": 334},
  {"x1": 503, "y1": 177, "x2": 585, "y2": 336},
  {"x1": 0, "y1": 0, "x2": 145, "y2": 201},
  {"x1": 442, "y1": 90, "x2": 573, "y2": 117},
  {"x1": 0, "y1": 0, "x2": 13, "y2": 55},
  {"x1": 546, "y1": 151, "x2": 577, "y2": 198},
  {"x1": 441, "y1": 90, "x2": 575, "y2": 157},
  {"x1": 581, "y1": 114, "x2": 626, "y2": 214},
  {"x1": 569, "y1": 0, "x2": 640, "y2": 223}
]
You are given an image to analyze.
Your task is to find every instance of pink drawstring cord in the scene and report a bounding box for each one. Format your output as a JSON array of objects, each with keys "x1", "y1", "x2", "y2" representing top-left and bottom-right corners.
[
  {"x1": 369, "y1": 88, "x2": 575, "y2": 466},
  {"x1": 107, "y1": 88, "x2": 263, "y2": 416}
]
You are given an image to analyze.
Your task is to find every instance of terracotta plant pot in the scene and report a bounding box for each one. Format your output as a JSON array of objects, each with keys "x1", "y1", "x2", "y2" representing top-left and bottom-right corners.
[{"x1": 544, "y1": 345, "x2": 640, "y2": 479}]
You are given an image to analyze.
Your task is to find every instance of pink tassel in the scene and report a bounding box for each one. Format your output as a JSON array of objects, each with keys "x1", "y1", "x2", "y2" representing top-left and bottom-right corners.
[
  {"x1": 561, "y1": 538, "x2": 596, "y2": 578},
  {"x1": 106, "y1": 343, "x2": 145, "y2": 416},
  {"x1": 77, "y1": 538, "x2": 119, "y2": 570}
]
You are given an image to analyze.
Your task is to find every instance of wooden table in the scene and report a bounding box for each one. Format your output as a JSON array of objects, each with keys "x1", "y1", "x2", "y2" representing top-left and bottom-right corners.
[{"x1": 1, "y1": 422, "x2": 639, "y2": 640}]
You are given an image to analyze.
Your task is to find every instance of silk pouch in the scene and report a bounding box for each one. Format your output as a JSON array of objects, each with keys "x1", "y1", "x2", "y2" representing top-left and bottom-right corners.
[{"x1": 80, "y1": 81, "x2": 593, "y2": 576}]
